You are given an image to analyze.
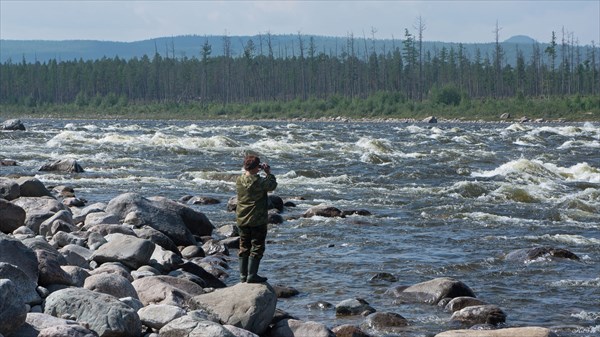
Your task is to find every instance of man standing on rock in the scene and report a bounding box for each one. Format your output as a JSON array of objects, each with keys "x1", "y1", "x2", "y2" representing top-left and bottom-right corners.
[{"x1": 236, "y1": 155, "x2": 277, "y2": 283}]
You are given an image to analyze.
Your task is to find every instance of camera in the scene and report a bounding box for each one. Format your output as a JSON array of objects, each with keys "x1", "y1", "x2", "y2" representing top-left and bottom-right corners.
[{"x1": 260, "y1": 163, "x2": 270, "y2": 170}]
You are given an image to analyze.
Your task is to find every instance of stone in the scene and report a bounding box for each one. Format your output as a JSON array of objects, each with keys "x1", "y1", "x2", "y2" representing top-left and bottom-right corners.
[
  {"x1": 84, "y1": 273, "x2": 139, "y2": 299},
  {"x1": 0, "y1": 262, "x2": 41, "y2": 305},
  {"x1": 306, "y1": 301, "x2": 334, "y2": 310},
  {"x1": 72, "y1": 202, "x2": 106, "y2": 225},
  {"x1": 303, "y1": 205, "x2": 343, "y2": 218},
  {"x1": 267, "y1": 319, "x2": 335, "y2": 337},
  {"x1": 16, "y1": 177, "x2": 53, "y2": 197},
  {"x1": 190, "y1": 283, "x2": 277, "y2": 335},
  {"x1": 53, "y1": 231, "x2": 87, "y2": 248},
  {"x1": 82, "y1": 212, "x2": 120, "y2": 229},
  {"x1": 186, "y1": 196, "x2": 221, "y2": 205},
  {"x1": 36, "y1": 249, "x2": 73, "y2": 286},
  {"x1": 44, "y1": 288, "x2": 142, "y2": 336},
  {"x1": 1, "y1": 119, "x2": 26, "y2": 130},
  {"x1": 202, "y1": 239, "x2": 229, "y2": 256},
  {"x1": 360, "y1": 312, "x2": 408, "y2": 333},
  {"x1": 0, "y1": 177, "x2": 19, "y2": 200},
  {"x1": 91, "y1": 233, "x2": 155, "y2": 269},
  {"x1": 0, "y1": 279, "x2": 28, "y2": 336},
  {"x1": 132, "y1": 275, "x2": 205, "y2": 308},
  {"x1": 62, "y1": 266, "x2": 91, "y2": 287},
  {"x1": 10, "y1": 312, "x2": 77, "y2": 337},
  {"x1": 434, "y1": 327, "x2": 557, "y2": 337},
  {"x1": 89, "y1": 262, "x2": 132, "y2": 281},
  {"x1": 369, "y1": 272, "x2": 397, "y2": 283},
  {"x1": 181, "y1": 245, "x2": 205, "y2": 259},
  {"x1": 423, "y1": 116, "x2": 438, "y2": 123},
  {"x1": 0, "y1": 232, "x2": 39, "y2": 281},
  {"x1": 331, "y1": 324, "x2": 373, "y2": 337},
  {"x1": 176, "y1": 261, "x2": 227, "y2": 289},
  {"x1": 335, "y1": 298, "x2": 376, "y2": 316},
  {"x1": 150, "y1": 244, "x2": 184, "y2": 273},
  {"x1": 38, "y1": 325, "x2": 99, "y2": 337},
  {"x1": 445, "y1": 297, "x2": 487, "y2": 312},
  {"x1": 223, "y1": 325, "x2": 260, "y2": 337},
  {"x1": 105, "y1": 193, "x2": 213, "y2": 246},
  {"x1": 11, "y1": 196, "x2": 66, "y2": 233},
  {"x1": 159, "y1": 315, "x2": 236, "y2": 337},
  {"x1": 134, "y1": 225, "x2": 180, "y2": 254},
  {"x1": 39, "y1": 210, "x2": 76, "y2": 238},
  {"x1": 274, "y1": 285, "x2": 299, "y2": 298},
  {"x1": 450, "y1": 305, "x2": 507, "y2": 326},
  {"x1": 39, "y1": 159, "x2": 85, "y2": 173},
  {"x1": 505, "y1": 246, "x2": 580, "y2": 262},
  {"x1": 137, "y1": 304, "x2": 186, "y2": 330},
  {"x1": 386, "y1": 277, "x2": 476, "y2": 305},
  {"x1": 0, "y1": 198, "x2": 26, "y2": 233}
]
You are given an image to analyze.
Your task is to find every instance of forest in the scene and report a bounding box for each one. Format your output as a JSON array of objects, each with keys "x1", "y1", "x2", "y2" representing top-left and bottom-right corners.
[{"x1": 1, "y1": 29, "x2": 599, "y2": 121}]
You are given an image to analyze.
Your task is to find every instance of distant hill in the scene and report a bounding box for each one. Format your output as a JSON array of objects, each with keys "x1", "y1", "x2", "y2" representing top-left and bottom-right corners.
[{"x1": 0, "y1": 34, "x2": 594, "y2": 66}]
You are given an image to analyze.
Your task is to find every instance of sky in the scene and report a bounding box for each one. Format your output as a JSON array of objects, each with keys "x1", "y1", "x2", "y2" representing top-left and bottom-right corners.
[{"x1": 1, "y1": 0, "x2": 599, "y2": 45}]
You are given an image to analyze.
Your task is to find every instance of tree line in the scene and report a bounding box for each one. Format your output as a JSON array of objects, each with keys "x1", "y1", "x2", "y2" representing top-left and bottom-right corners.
[{"x1": 0, "y1": 29, "x2": 598, "y2": 112}]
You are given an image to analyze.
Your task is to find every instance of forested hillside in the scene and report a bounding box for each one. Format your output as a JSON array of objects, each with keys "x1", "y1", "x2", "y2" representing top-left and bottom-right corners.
[{"x1": 1, "y1": 31, "x2": 598, "y2": 120}]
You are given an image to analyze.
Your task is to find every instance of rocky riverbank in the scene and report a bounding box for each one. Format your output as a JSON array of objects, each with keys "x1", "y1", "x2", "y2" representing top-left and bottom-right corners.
[{"x1": 0, "y1": 170, "x2": 565, "y2": 337}]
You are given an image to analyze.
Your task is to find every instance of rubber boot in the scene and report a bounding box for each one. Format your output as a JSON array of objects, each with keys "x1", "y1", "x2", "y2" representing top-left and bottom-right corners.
[
  {"x1": 239, "y1": 256, "x2": 249, "y2": 283},
  {"x1": 246, "y1": 256, "x2": 268, "y2": 283}
]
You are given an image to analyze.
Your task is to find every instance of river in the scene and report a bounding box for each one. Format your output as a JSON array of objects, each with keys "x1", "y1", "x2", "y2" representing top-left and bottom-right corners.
[{"x1": 1, "y1": 119, "x2": 599, "y2": 336}]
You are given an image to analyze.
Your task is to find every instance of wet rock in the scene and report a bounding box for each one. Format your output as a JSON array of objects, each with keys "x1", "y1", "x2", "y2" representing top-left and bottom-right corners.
[
  {"x1": 306, "y1": 301, "x2": 334, "y2": 310},
  {"x1": 16, "y1": 177, "x2": 53, "y2": 197},
  {"x1": 274, "y1": 285, "x2": 299, "y2": 298},
  {"x1": 445, "y1": 296, "x2": 487, "y2": 312},
  {"x1": 505, "y1": 246, "x2": 580, "y2": 262},
  {"x1": 190, "y1": 283, "x2": 277, "y2": 335},
  {"x1": 434, "y1": 327, "x2": 557, "y2": 337},
  {"x1": 105, "y1": 192, "x2": 212, "y2": 246},
  {"x1": 369, "y1": 272, "x2": 397, "y2": 283},
  {"x1": 63, "y1": 197, "x2": 86, "y2": 207},
  {"x1": 227, "y1": 196, "x2": 238, "y2": 212},
  {"x1": 202, "y1": 239, "x2": 229, "y2": 256},
  {"x1": 303, "y1": 205, "x2": 343, "y2": 218},
  {"x1": 0, "y1": 262, "x2": 41, "y2": 305},
  {"x1": 181, "y1": 245, "x2": 205, "y2": 259},
  {"x1": 1, "y1": 119, "x2": 26, "y2": 130},
  {"x1": 0, "y1": 159, "x2": 17, "y2": 166},
  {"x1": 335, "y1": 298, "x2": 376, "y2": 316},
  {"x1": 268, "y1": 211, "x2": 284, "y2": 224},
  {"x1": 450, "y1": 304, "x2": 506, "y2": 326},
  {"x1": 0, "y1": 199, "x2": 26, "y2": 233},
  {"x1": 423, "y1": 116, "x2": 438, "y2": 123},
  {"x1": 500, "y1": 113, "x2": 511, "y2": 120},
  {"x1": 137, "y1": 304, "x2": 186, "y2": 330},
  {"x1": 44, "y1": 287, "x2": 141, "y2": 337},
  {"x1": 39, "y1": 159, "x2": 85, "y2": 173},
  {"x1": 91, "y1": 233, "x2": 155, "y2": 269},
  {"x1": 386, "y1": 277, "x2": 476, "y2": 305},
  {"x1": 342, "y1": 209, "x2": 372, "y2": 217},
  {"x1": 186, "y1": 196, "x2": 221, "y2": 205},
  {"x1": 0, "y1": 279, "x2": 28, "y2": 336},
  {"x1": 360, "y1": 312, "x2": 408, "y2": 333},
  {"x1": 0, "y1": 177, "x2": 20, "y2": 200},
  {"x1": 267, "y1": 319, "x2": 335, "y2": 337},
  {"x1": 331, "y1": 324, "x2": 373, "y2": 337},
  {"x1": 268, "y1": 195, "x2": 284, "y2": 212},
  {"x1": 132, "y1": 275, "x2": 205, "y2": 308},
  {"x1": 159, "y1": 315, "x2": 236, "y2": 337}
]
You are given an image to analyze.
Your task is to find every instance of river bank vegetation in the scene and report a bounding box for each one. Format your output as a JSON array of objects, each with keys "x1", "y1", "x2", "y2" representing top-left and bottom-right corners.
[{"x1": 1, "y1": 30, "x2": 598, "y2": 121}]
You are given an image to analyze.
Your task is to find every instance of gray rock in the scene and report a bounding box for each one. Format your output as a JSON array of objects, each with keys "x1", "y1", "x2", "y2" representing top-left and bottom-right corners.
[
  {"x1": 331, "y1": 324, "x2": 373, "y2": 337},
  {"x1": 434, "y1": 327, "x2": 557, "y2": 337},
  {"x1": 60, "y1": 244, "x2": 93, "y2": 268},
  {"x1": 36, "y1": 249, "x2": 73, "y2": 286},
  {"x1": 72, "y1": 203, "x2": 106, "y2": 225},
  {"x1": 11, "y1": 196, "x2": 66, "y2": 233},
  {"x1": 61, "y1": 266, "x2": 91, "y2": 287},
  {"x1": 0, "y1": 262, "x2": 41, "y2": 305},
  {"x1": 0, "y1": 232, "x2": 38, "y2": 281},
  {"x1": 158, "y1": 315, "x2": 236, "y2": 337},
  {"x1": 82, "y1": 212, "x2": 120, "y2": 229},
  {"x1": 223, "y1": 325, "x2": 260, "y2": 337},
  {"x1": 181, "y1": 245, "x2": 205, "y2": 259},
  {"x1": 53, "y1": 231, "x2": 87, "y2": 249},
  {"x1": 150, "y1": 244, "x2": 184, "y2": 273},
  {"x1": 423, "y1": 116, "x2": 438, "y2": 123},
  {"x1": 132, "y1": 275, "x2": 205, "y2": 308},
  {"x1": 0, "y1": 198, "x2": 26, "y2": 233},
  {"x1": 134, "y1": 225, "x2": 180, "y2": 254},
  {"x1": 38, "y1": 324, "x2": 99, "y2": 337},
  {"x1": 84, "y1": 273, "x2": 139, "y2": 299},
  {"x1": 10, "y1": 312, "x2": 77, "y2": 337},
  {"x1": 86, "y1": 224, "x2": 137, "y2": 237},
  {"x1": 190, "y1": 283, "x2": 277, "y2": 335},
  {"x1": 1, "y1": 119, "x2": 26, "y2": 130},
  {"x1": 16, "y1": 177, "x2": 53, "y2": 197},
  {"x1": 0, "y1": 279, "x2": 28, "y2": 336},
  {"x1": 89, "y1": 262, "x2": 132, "y2": 282},
  {"x1": 44, "y1": 287, "x2": 141, "y2": 337},
  {"x1": 39, "y1": 159, "x2": 85, "y2": 173},
  {"x1": 120, "y1": 297, "x2": 144, "y2": 311},
  {"x1": 202, "y1": 239, "x2": 229, "y2": 256},
  {"x1": 39, "y1": 210, "x2": 76, "y2": 238},
  {"x1": 105, "y1": 193, "x2": 213, "y2": 246},
  {"x1": 450, "y1": 305, "x2": 507, "y2": 326},
  {"x1": 0, "y1": 177, "x2": 20, "y2": 200},
  {"x1": 137, "y1": 304, "x2": 186, "y2": 330},
  {"x1": 505, "y1": 246, "x2": 580, "y2": 262},
  {"x1": 303, "y1": 205, "x2": 343, "y2": 218},
  {"x1": 335, "y1": 298, "x2": 376, "y2": 316},
  {"x1": 386, "y1": 277, "x2": 476, "y2": 305},
  {"x1": 267, "y1": 319, "x2": 335, "y2": 337},
  {"x1": 91, "y1": 233, "x2": 155, "y2": 269},
  {"x1": 445, "y1": 296, "x2": 487, "y2": 312}
]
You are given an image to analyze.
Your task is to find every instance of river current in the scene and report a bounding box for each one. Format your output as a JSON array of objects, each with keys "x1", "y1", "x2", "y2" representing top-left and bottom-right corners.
[{"x1": 1, "y1": 119, "x2": 599, "y2": 336}]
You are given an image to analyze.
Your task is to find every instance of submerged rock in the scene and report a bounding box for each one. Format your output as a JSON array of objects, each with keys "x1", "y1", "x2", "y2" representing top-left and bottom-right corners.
[
  {"x1": 267, "y1": 319, "x2": 335, "y2": 337},
  {"x1": 450, "y1": 304, "x2": 506, "y2": 326},
  {"x1": 39, "y1": 159, "x2": 85, "y2": 173},
  {"x1": 1, "y1": 119, "x2": 26, "y2": 131},
  {"x1": 505, "y1": 246, "x2": 580, "y2": 262},
  {"x1": 303, "y1": 205, "x2": 343, "y2": 218},
  {"x1": 386, "y1": 277, "x2": 476, "y2": 305},
  {"x1": 435, "y1": 327, "x2": 557, "y2": 337}
]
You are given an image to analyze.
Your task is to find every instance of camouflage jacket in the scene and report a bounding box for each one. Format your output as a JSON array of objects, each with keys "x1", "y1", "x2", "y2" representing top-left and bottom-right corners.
[{"x1": 236, "y1": 173, "x2": 277, "y2": 227}]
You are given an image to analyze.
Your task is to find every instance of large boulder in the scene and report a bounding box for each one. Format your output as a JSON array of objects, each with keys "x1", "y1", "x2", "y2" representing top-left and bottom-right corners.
[
  {"x1": 11, "y1": 196, "x2": 66, "y2": 233},
  {"x1": 360, "y1": 312, "x2": 408, "y2": 334},
  {"x1": 505, "y1": 247, "x2": 579, "y2": 262},
  {"x1": 36, "y1": 249, "x2": 73, "y2": 286},
  {"x1": 105, "y1": 193, "x2": 213, "y2": 246},
  {"x1": 1, "y1": 119, "x2": 26, "y2": 130},
  {"x1": 0, "y1": 279, "x2": 28, "y2": 336},
  {"x1": 137, "y1": 304, "x2": 186, "y2": 330},
  {"x1": 0, "y1": 177, "x2": 20, "y2": 200},
  {"x1": 0, "y1": 232, "x2": 38, "y2": 281},
  {"x1": 159, "y1": 315, "x2": 236, "y2": 337},
  {"x1": 445, "y1": 297, "x2": 487, "y2": 312},
  {"x1": 0, "y1": 262, "x2": 41, "y2": 305},
  {"x1": 267, "y1": 319, "x2": 335, "y2": 337},
  {"x1": 91, "y1": 233, "x2": 155, "y2": 269},
  {"x1": 15, "y1": 177, "x2": 53, "y2": 197},
  {"x1": 386, "y1": 277, "x2": 476, "y2": 305},
  {"x1": 44, "y1": 287, "x2": 142, "y2": 337},
  {"x1": 38, "y1": 324, "x2": 99, "y2": 337},
  {"x1": 39, "y1": 210, "x2": 76, "y2": 238},
  {"x1": 190, "y1": 283, "x2": 277, "y2": 335},
  {"x1": 133, "y1": 225, "x2": 180, "y2": 254},
  {"x1": 335, "y1": 298, "x2": 376, "y2": 316},
  {"x1": 60, "y1": 244, "x2": 93, "y2": 268},
  {"x1": 84, "y1": 273, "x2": 139, "y2": 300},
  {"x1": 39, "y1": 159, "x2": 85, "y2": 173},
  {"x1": 10, "y1": 312, "x2": 85, "y2": 337},
  {"x1": 303, "y1": 205, "x2": 343, "y2": 218},
  {"x1": 132, "y1": 275, "x2": 205, "y2": 308},
  {"x1": 450, "y1": 305, "x2": 506, "y2": 326},
  {"x1": 434, "y1": 327, "x2": 557, "y2": 337},
  {"x1": 0, "y1": 198, "x2": 26, "y2": 233}
]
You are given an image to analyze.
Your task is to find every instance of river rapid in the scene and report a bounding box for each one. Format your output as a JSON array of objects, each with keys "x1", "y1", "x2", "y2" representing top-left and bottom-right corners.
[{"x1": 1, "y1": 119, "x2": 599, "y2": 336}]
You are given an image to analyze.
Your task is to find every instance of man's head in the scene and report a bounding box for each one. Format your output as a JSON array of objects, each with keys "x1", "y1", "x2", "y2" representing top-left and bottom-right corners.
[{"x1": 243, "y1": 155, "x2": 261, "y2": 172}]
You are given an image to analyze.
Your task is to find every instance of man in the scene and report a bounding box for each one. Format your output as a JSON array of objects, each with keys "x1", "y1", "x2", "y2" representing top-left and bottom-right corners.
[{"x1": 236, "y1": 155, "x2": 277, "y2": 283}]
